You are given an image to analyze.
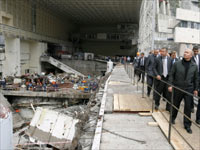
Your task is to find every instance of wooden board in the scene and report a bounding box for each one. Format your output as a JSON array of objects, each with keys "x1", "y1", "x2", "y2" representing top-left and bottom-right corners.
[
  {"x1": 113, "y1": 94, "x2": 120, "y2": 111},
  {"x1": 148, "y1": 122, "x2": 158, "y2": 127},
  {"x1": 152, "y1": 112, "x2": 192, "y2": 150},
  {"x1": 162, "y1": 111, "x2": 200, "y2": 150},
  {"x1": 113, "y1": 94, "x2": 151, "y2": 112},
  {"x1": 139, "y1": 112, "x2": 152, "y2": 116}
]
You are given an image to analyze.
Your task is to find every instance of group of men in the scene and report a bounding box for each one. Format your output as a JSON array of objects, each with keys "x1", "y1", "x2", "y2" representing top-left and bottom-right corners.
[{"x1": 134, "y1": 46, "x2": 200, "y2": 134}]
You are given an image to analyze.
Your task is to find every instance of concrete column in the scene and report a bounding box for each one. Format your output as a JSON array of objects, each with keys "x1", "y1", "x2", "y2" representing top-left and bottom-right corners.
[
  {"x1": 156, "y1": 0, "x2": 160, "y2": 14},
  {"x1": 160, "y1": 0, "x2": 166, "y2": 15},
  {"x1": 29, "y1": 41, "x2": 47, "y2": 74},
  {"x1": 166, "y1": 0, "x2": 171, "y2": 16},
  {"x1": 3, "y1": 37, "x2": 21, "y2": 77}
]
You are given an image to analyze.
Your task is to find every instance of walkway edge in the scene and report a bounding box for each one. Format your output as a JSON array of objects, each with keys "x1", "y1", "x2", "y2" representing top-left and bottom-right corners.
[{"x1": 91, "y1": 75, "x2": 111, "y2": 150}]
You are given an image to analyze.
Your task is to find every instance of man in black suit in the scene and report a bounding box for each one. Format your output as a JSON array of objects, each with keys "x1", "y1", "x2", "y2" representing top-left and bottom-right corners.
[
  {"x1": 191, "y1": 46, "x2": 200, "y2": 124},
  {"x1": 171, "y1": 51, "x2": 179, "y2": 65},
  {"x1": 138, "y1": 53, "x2": 147, "y2": 83},
  {"x1": 168, "y1": 49, "x2": 199, "y2": 133},
  {"x1": 153, "y1": 48, "x2": 172, "y2": 111},
  {"x1": 145, "y1": 49, "x2": 159, "y2": 96}
]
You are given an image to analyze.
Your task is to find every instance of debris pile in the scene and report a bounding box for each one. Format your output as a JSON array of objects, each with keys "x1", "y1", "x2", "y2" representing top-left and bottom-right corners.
[
  {"x1": 0, "y1": 72, "x2": 99, "y2": 93},
  {"x1": 3, "y1": 72, "x2": 110, "y2": 150}
]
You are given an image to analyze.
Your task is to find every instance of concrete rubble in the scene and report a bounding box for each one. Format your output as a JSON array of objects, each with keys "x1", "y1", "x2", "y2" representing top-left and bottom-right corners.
[
  {"x1": 26, "y1": 107, "x2": 80, "y2": 150},
  {"x1": 9, "y1": 73, "x2": 110, "y2": 150},
  {"x1": 0, "y1": 93, "x2": 13, "y2": 150}
]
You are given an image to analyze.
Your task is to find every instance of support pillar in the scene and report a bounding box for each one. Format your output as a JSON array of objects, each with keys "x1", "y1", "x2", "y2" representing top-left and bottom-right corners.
[{"x1": 3, "y1": 36, "x2": 21, "y2": 77}]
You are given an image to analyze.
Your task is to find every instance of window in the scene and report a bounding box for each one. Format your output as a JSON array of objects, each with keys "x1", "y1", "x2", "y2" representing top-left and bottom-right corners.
[
  {"x1": 191, "y1": 22, "x2": 195, "y2": 28},
  {"x1": 180, "y1": 21, "x2": 188, "y2": 28}
]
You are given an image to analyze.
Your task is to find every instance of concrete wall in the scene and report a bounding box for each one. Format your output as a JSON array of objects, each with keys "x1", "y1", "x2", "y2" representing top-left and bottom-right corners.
[
  {"x1": 176, "y1": 8, "x2": 200, "y2": 23},
  {"x1": 138, "y1": 0, "x2": 155, "y2": 54},
  {"x1": 1, "y1": 35, "x2": 47, "y2": 77},
  {"x1": 3, "y1": 37, "x2": 21, "y2": 77},
  {"x1": 20, "y1": 40, "x2": 30, "y2": 74},
  {"x1": 0, "y1": 0, "x2": 76, "y2": 40},
  {"x1": 60, "y1": 59, "x2": 107, "y2": 76},
  {"x1": 175, "y1": 27, "x2": 200, "y2": 44},
  {"x1": 29, "y1": 42, "x2": 47, "y2": 74}
]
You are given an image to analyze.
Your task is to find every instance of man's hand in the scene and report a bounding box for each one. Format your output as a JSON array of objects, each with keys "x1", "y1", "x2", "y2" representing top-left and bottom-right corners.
[
  {"x1": 156, "y1": 75, "x2": 161, "y2": 80},
  {"x1": 194, "y1": 90, "x2": 198, "y2": 96},
  {"x1": 168, "y1": 86, "x2": 172, "y2": 92}
]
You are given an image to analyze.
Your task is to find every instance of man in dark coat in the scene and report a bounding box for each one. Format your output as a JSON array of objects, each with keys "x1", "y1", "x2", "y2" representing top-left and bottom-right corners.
[
  {"x1": 138, "y1": 52, "x2": 147, "y2": 83},
  {"x1": 145, "y1": 49, "x2": 159, "y2": 96},
  {"x1": 168, "y1": 49, "x2": 199, "y2": 134},
  {"x1": 191, "y1": 46, "x2": 200, "y2": 124},
  {"x1": 171, "y1": 51, "x2": 179, "y2": 65},
  {"x1": 153, "y1": 47, "x2": 172, "y2": 111}
]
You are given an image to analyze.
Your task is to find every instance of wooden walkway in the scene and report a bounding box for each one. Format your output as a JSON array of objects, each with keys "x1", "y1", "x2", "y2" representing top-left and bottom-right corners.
[{"x1": 92, "y1": 65, "x2": 200, "y2": 150}]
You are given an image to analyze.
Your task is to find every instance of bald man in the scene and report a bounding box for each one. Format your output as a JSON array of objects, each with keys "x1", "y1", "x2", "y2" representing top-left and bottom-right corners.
[{"x1": 168, "y1": 49, "x2": 199, "y2": 134}]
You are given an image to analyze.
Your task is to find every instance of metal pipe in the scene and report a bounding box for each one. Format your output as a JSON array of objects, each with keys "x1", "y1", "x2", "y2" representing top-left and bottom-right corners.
[{"x1": 168, "y1": 88, "x2": 174, "y2": 143}]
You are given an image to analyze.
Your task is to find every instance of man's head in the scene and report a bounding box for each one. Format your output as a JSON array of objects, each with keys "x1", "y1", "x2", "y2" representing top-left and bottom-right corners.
[
  {"x1": 184, "y1": 49, "x2": 193, "y2": 61},
  {"x1": 193, "y1": 46, "x2": 199, "y2": 56},
  {"x1": 141, "y1": 52, "x2": 144, "y2": 57},
  {"x1": 154, "y1": 49, "x2": 159, "y2": 56},
  {"x1": 171, "y1": 51, "x2": 176, "y2": 59},
  {"x1": 137, "y1": 52, "x2": 140, "y2": 57},
  {"x1": 160, "y1": 47, "x2": 168, "y2": 57}
]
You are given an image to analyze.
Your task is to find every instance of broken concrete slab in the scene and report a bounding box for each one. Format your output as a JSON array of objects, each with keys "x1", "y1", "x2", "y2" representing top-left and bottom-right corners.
[
  {"x1": 26, "y1": 107, "x2": 81, "y2": 150},
  {"x1": 0, "y1": 92, "x2": 25, "y2": 129}
]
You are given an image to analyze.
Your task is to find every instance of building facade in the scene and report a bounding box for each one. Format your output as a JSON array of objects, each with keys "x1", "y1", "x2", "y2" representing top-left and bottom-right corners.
[{"x1": 138, "y1": 0, "x2": 200, "y2": 56}]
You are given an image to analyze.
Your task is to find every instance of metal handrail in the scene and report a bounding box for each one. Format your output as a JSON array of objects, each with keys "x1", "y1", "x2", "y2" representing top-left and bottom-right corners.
[{"x1": 124, "y1": 63, "x2": 200, "y2": 148}]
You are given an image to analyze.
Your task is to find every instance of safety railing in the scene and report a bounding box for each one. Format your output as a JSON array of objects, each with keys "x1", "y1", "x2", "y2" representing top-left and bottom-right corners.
[{"x1": 124, "y1": 63, "x2": 200, "y2": 149}]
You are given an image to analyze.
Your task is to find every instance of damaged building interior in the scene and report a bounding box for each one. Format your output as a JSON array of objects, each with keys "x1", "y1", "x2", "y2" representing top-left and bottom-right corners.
[
  {"x1": 0, "y1": 0, "x2": 140, "y2": 149},
  {"x1": 1, "y1": 0, "x2": 200, "y2": 150}
]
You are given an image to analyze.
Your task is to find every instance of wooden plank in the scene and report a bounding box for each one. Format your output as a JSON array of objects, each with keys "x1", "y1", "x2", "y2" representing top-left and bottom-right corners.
[
  {"x1": 113, "y1": 94, "x2": 151, "y2": 112},
  {"x1": 152, "y1": 112, "x2": 192, "y2": 150},
  {"x1": 162, "y1": 111, "x2": 200, "y2": 150},
  {"x1": 113, "y1": 94, "x2": 120, "y2": 111},
  {"x1": 147, "y1": 122, "x2": 158, "y2": 127}
]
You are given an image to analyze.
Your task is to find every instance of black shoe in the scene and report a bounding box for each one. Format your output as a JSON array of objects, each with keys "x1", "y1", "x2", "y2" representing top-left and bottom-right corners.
[
  {"x1": 191, "y1": 108, "x2": 194, "y2": 113},
  {"x1": 196, "y1": 119, "x2": 200, "y2": 125},
  {"x1": 171, "y1": 120, "x2": 175, "y2": 124},
  {"x1": 166, "y1": 107, "x2": 170, "y2": 112},
  {"x1": 184, "y1": 127, "x2": 192, "y2": 134},
  {"x1": 155, "y1": 105, "x2": 159, "y2": 111},
  {"x1": 147, "y1": 93, "x2": 150, "y2": 97}
]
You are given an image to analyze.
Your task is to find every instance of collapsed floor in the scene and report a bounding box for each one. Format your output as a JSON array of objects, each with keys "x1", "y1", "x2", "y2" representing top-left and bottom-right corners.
[{"x1": 1, "y1": 73, "x2": 110, "y2": 150}]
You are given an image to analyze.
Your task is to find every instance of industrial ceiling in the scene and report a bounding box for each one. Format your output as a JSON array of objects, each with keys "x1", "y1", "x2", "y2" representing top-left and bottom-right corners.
[{"x1": 39, "y1": 0, "x2": 142, "y2": 25}]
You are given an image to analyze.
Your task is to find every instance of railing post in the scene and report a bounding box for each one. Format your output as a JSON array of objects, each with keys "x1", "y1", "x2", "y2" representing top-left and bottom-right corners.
[
  {"x1": 137, "y1": 69, "x2": 139, "y2": 91},
  {"x1": 152, "y1": 78, "x2": 155, "y2": 113},
  {"x1": 133, "y1": 67, "x2": 135, "y2": 85},
  {"x1": 168, "y1": 88, "x2": 174, "y2": 143},
  {"x1": 128, "y1": 64, "x2": 130, "y2": 77},
  {"x1": 131, "y1": 66, "x2": 133, "y2": 83},
  {"x1": 142, "y1": 72, "x2": 145, "y2": 98}
]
